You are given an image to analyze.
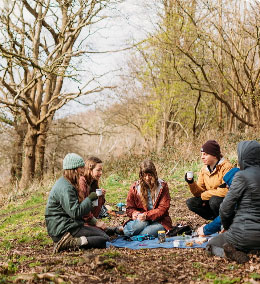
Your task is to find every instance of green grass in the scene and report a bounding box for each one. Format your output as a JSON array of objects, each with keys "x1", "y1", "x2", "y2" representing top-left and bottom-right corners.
[
  {"x1": 250, "y1": 273, "x2": 260, "y2": 280},
  {"x1": 204, "y1": 272, "x2": 241, "y2": 283},
  {"x1": 101, "y1": 251, "x2": 121, "y2": 258},
  {"x1": 0, "y1": 190, "x2": 50, "y2": 253},
  {"x1": 101, "y1": 174, "x2": 131, "y2": 205}
]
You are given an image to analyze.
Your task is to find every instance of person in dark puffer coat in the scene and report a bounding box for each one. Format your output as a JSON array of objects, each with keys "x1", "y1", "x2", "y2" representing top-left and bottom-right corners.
[{"x1": 206, "y1": 140, "x2": 260, "y2": 263}]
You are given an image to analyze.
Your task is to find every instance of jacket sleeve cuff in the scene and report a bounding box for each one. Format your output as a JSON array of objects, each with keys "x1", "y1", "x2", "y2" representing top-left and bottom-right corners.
[
  {"x1": 88, "y1": 217, "x2": 97, "y2": 226},
  {"x1": 189, "y1": 183, "x2": 203, "y2": 197}
]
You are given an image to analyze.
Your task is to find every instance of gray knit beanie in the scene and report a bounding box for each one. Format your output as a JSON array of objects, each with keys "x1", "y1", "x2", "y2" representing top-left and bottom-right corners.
[{"x1": 63, "y1": 153, "x2": 85, "y2": 170}]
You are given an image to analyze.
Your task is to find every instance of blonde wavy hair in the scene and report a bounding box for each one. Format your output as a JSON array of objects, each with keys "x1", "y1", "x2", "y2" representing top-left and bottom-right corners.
[{"x1": 139, "y1": 160, "x2": 159, "y2": 208}]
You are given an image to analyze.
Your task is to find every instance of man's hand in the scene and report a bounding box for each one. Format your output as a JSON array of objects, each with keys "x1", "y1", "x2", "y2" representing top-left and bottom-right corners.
[
  {"x1": 196, "y1": 225, "x2": 206, "y2": 237},
  {"x1": 185, "y1": 173, "x2": 194, "y2": 184}
]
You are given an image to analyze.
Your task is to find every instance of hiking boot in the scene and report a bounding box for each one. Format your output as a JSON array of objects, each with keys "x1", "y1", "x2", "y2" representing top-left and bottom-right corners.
[
  {"x1": 53, "y1": 232, "x2": 81, "y2": 254},
  {"x1": 223, "y1": 243, "x2": 249, "y2": 264},
  {"x1": 205, "y1": 244, "x2": 212, "y2": 256},
  {"x1": 205, "y1": 244, "x2": 225, "y2": 257}
]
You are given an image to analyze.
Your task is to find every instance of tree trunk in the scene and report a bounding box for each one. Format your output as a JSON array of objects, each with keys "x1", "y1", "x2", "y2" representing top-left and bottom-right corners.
[
  {"x1": 10, "y1": 120, "x2": 27, "y2": 183},
  {"x1": 19, "y1": 125, "x2": 38, "y2": 189},
  {"x1": 35, "y1": 120, "x2": 49, "y2": 180},
  {"x1": 35, "y1": 132, "x2": 46, "y2": 180},
  {"x1": 193, "y1": 91, "x2": 201, "y2": 138}
]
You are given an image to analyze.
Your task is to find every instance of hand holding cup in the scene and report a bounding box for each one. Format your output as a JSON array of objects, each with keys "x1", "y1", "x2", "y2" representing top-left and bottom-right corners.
[
  {"x1": 92, "y1": 189, "x2": 102, "y2": 206},
  {"x1": 185, "y1": 171, "x2": 194, "y2": 184}
]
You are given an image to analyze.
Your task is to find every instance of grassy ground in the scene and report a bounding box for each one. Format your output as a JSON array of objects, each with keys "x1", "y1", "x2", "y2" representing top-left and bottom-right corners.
[{"x1": 0, "y1": 154, "x2": 260, "y2": 284}]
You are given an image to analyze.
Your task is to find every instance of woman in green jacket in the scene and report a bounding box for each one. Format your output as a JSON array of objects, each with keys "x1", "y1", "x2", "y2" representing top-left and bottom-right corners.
[{"x1": 45, "y1": 153, "x2": 109, "y2": 253}]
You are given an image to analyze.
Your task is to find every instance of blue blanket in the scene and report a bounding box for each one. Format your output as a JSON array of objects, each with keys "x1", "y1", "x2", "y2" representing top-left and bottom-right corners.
[{"x1": 107, "y1": 235, "x2": 217, "y2": 250}]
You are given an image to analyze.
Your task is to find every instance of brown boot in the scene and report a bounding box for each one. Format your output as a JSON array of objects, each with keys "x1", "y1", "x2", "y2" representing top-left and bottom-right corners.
[
  {"x1": 53, "y1": 232, "x2": 81, "y2": 254},
  {"x1": 223, "y1": 243, "x2": 249, "y2": 264}
]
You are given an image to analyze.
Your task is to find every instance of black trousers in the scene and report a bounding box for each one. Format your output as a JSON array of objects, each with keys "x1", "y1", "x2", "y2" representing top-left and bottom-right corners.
[
  {"x1": 186, "y1": 196, "x2": 224, "y2": 220},
  {"x1": 52, "y1": 226, "x2": 110, "y2": 249}
]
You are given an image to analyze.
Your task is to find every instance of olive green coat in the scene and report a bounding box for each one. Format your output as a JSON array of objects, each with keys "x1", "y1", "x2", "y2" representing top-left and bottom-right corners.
[{"x1": 45, "y1": 176, "x2": 93, "y2": 238}]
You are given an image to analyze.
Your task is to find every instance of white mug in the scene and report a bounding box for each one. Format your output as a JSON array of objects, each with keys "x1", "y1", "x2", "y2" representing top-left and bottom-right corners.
[
  {"x1": 96, "y1": 189, "x2": 102, "y2": 196},
  {"x1": 187, "y1": 171, "x2": 193, "y2": 179}
]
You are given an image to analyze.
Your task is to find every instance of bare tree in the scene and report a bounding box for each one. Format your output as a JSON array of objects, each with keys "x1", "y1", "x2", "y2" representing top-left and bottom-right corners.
[
  {"x1": 110, "y1": 1, "x2": 212, "y2": 150},
  {"x1": 159, "y1": 0, "x2": 260, "y2": 130},
  {"x1": 0, "y1": 0, "x2": 119, "y2": 188}
]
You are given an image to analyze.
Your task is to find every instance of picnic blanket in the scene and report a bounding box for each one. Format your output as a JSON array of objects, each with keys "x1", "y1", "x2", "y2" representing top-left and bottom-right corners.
[{"x1": 106, "y1": 234, "x2": 218, "y2": 250}]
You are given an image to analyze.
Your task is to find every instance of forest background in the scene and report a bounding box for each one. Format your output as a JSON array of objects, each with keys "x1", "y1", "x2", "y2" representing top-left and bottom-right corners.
[
  {"x1": 0, "y1": 0, "x2": 260, "y2": 192},
  {"x1": 0, "y1": 0, "x2": 259, "y2": 193},
  {"x1": 1, "y1": 1, "x2": 260, "y2": 283}
]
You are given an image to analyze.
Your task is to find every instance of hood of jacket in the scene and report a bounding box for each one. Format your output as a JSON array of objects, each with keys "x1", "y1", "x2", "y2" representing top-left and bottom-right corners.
[{"x1": 237, "y1": 140, "x2": 260, "y2": 170}]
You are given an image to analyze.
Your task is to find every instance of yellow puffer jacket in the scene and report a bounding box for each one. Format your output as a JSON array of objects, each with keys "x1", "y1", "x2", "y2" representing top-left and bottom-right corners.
[{"x1": 188, "y1": 158, "x2": 233, "y2": 200}]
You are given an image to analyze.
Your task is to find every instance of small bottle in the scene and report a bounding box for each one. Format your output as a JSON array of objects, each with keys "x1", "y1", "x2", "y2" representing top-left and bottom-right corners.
[{"x1": 158, "y1": 230, "x2": 166, "y2": 243}]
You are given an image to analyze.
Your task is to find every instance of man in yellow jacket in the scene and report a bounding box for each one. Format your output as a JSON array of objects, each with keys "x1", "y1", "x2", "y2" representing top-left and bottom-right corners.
[{"x1": 185, "y1": 140, "x2": 233, "y2": 220}]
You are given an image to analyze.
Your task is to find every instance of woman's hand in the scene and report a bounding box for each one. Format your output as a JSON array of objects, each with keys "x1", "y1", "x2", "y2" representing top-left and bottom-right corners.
[
  {"x1": 96, "y1": 220, "x2": 107, "y2": 230},
  {"x1": 137, "y1": 213, "x2": 146, "y2": 221},
  {"x1": 101, "y1": 188, "x2": 106, "y2": 196},
  {"x1": 132, "y1": 211, "x2": 140, "y2": 220}
]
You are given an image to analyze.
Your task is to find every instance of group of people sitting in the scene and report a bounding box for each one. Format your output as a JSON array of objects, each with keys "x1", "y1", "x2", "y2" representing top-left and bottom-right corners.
[{"x1": 45, "y1": 139, "x2": 260, "y2": 263}]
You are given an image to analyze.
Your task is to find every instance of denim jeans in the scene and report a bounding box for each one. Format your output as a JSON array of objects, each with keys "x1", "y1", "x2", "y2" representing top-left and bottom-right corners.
[{"x1": 123, "y1": 220, "x2": 165, "y2": 237}]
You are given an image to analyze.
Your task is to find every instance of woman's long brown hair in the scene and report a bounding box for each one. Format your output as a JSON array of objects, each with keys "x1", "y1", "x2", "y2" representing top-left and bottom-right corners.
[
  {"x1": 63, "y1": 169, "x2": 81, "y2": 190},
  {"x1": 84, "y1": 156, "x2": 102, "y2": 193},
  {"x1": 139, "y1": 160, "x2": 159, "y2": 208}
]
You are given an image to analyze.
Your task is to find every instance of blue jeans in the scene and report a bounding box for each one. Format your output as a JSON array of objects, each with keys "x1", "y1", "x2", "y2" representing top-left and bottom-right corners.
[{"x1": 123, "y1": 220, "x2": 165, "y2": 237}]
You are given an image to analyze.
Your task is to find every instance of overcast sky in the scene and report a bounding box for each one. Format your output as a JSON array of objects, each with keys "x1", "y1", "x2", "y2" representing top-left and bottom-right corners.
[
  {"x1": 58, "y1": 0, "x2": 156, "y2": 116},
  {"x1": 0, "y1": 0, "x2": 156, "y2": 117}
]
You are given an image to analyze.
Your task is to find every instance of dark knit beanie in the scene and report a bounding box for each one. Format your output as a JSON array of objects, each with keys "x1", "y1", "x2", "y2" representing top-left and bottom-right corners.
[{"x1": 201, "y1": 140, "x2": 221, "y2": 159}]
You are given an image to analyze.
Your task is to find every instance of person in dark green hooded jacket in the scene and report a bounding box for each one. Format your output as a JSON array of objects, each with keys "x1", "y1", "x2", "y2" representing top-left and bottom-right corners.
[
  {"x1": 206, "y1": 140, "x2": 260, "y2": 263},
  {"x1": 45, "y1": 153, "x2": 109, "y2": 253}
]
